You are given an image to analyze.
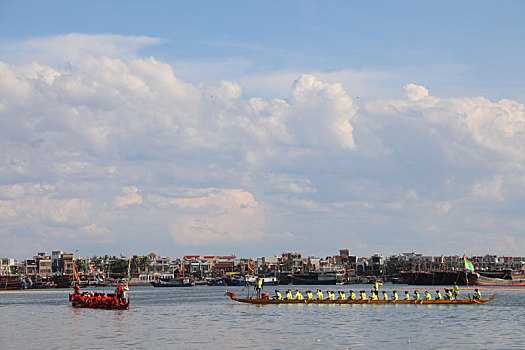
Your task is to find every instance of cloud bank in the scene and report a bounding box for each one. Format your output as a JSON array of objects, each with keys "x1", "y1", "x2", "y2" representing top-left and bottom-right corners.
[{"x1": 0, "y1": 34, "x2": 523, "y2": 257}]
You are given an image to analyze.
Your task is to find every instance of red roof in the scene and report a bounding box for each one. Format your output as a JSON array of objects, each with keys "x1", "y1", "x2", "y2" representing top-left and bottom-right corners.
[
  {"x1": 184, "y1": 255, "x2": 200, "y2": 259},
  {"x1": 214, "y1": 263, "x2": 234, "y2": 268}
]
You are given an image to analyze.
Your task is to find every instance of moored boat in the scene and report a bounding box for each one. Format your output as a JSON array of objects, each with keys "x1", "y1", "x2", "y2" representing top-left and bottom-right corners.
[
  {"x1": 0, "y1": 276, "x2": 27, "y2": 290},
  {"x1": 222, "y1": 275, "x2": 278, "y2": 286},
  {"x1": 151, "y1": 277, "x2": 195, "y2": 287},
  {"x1": 401, "y1": 270, "x2": 525, "y2": 286},
  {"x1": 225, "y1": 291, "x2": 497, "y2": 305}
]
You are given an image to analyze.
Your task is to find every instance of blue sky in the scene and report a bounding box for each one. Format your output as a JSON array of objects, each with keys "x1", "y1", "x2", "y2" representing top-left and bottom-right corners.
[{"x1": 0, "y1": 1, "x2": 524, "y2": 259}]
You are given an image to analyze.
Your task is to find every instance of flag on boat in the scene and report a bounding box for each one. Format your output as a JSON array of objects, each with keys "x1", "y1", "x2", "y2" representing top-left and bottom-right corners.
[
  {"x1": 181, "y1": 264, "x2": 187, "y2": 272},
  {"x1": 248, "y1": 261, "x2": 254, "y2": 272},
  {"x1": 72, "y1": 263, "x2": 81, "y2": 283},
  {"x1": 127, "y1": 253, "x2": 132, "y2": 281},
  {"x1": 89, "y1": 264, "x2": 95, "y2": 273},
  {"x1": 464, "y1": 257, "x2": 475, "y2": 273}
]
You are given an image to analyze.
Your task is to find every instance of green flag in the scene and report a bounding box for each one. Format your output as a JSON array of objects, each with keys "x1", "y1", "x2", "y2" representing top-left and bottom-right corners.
[
  {"x1": 464, "y1": 257, "x2": 475, "y2": 272},
  {"x1": 127, "y1": 253, "x2": 132, "y2": 281}
]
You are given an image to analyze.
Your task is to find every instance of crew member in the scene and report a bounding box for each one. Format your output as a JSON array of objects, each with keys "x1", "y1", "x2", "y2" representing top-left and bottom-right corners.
[
  {"x1": 274, "y1": 289, "x2": 282, "y2": 300},
  {"x1": 317, "y1": 289, "x2": 324, "y2": 300},
  {"x1": 306, "y1": 290, "x2": 313, "y2": 300},
  {"x1": 329, "y1": 291, "x2": 335, "y2": 300},
  {"x1": 414, "y1": 290, "x2": 420, "y2": 300},
  {"x1": 116, "y1": 285, "x2": 124, "y2": 299},
  {"x1": 435, "y1": 290, "x2": 443, "y2": 300},
  {"x1": 294, "y1": 290, "x2": 304, "y2": 300},
  {"x1": 424, "y1": 291, "x2": 431, "y2": 300},
  {"x1": 338, "y1": 291, "x2": 346, "y2": 300},
  {"x1": 360, "y1": 290, "x2": 367, "y2": 300},
  {"x1": 453, "y1": 282, "x2": 459, "y2": 299},
  {"x1": 73, "y1": 282, "x2": 80, "y2": 295},
  {"x1": 374, "y1": 281, "x2": 379, "y2": 292},
  {"x1": 255, "y1": 278, "x2": 263, "y2": 298},
  {"x1": 382, "y1": 291, "x2": 388, "y2": 300},
  {"x1": 349, "y1": 290, "x2": 357, "y2": 300},
  {"x1": 446, "y1": 289, "x2": 454, "y2": 300},
  {"x1": 404, "y1": 291, "x2": 410, "y2": 300},
  {"x1": 371, "y1": 290, "x2": 378, "y2": 300},
  {"x1": 286, "y1": 289, "x2": 293, "y2": 300},
  {"x1": 392, "y1": 290, "x2": 398, "y2": 301},
  {"x1": 474, "y1": 289, "x2": 481, "y2": 300}
]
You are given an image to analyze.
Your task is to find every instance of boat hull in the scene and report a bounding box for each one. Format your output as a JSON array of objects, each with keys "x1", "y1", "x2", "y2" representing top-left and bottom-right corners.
[
  {"x1": 470, "y1": 275, "x2": 525, "y2": 286},
  {"x1": 225, "y1": 291, "x2": 496, "y2": 305},
  {"x1": 222, "y1": 277, "x2": 278, "y2": 286},
  {"x1": 401, "y1": 270, "x2": 525, "y2": 286},
  {"x1": 150, "y1": 280, "x2": 195, "y2": 287}
]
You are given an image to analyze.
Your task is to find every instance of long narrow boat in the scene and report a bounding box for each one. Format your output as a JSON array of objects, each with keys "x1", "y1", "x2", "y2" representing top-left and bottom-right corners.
[{"x1": 225, "y1": 291, "x2": 496, "y2": 305}]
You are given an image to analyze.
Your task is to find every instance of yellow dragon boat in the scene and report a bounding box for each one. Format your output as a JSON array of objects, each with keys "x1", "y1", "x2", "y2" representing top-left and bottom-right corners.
[{"x1": 225, "y1": 291, "x2": 496, "y2": 305}]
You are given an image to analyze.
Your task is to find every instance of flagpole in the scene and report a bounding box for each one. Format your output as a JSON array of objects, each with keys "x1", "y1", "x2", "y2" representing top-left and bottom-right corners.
[{"x1": 127, "y1": 253, "x2": 131, "y2": 289}]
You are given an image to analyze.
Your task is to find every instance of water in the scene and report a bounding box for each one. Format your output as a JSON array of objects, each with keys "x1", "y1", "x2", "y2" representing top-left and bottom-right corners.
[{"x1": 1, "y1": 285, "x2": 524, "y2": 349}]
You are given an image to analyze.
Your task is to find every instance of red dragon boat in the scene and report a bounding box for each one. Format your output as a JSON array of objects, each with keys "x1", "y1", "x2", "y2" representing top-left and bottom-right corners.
[{"x1": 69, "y1": 293, "x2": 129, "y2": 310}]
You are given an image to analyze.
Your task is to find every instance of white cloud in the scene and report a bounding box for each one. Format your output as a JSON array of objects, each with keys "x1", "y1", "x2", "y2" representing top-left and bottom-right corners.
[
  {"x1": 150, "y1": 188, "x2": 266, "y2": 245},
  {"x1": 115, "y1": 186, "x2": 143, "y2": 208},
  {"x1": 471, "y1": 176, "x2": 504, "y2": 201},
  {"x1": 0, "y1": 34, "x2": 524, "y2": 257}
]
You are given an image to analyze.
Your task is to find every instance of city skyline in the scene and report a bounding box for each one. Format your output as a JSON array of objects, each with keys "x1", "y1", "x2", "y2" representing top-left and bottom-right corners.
[{"x1": 0, "y1": 2, "x2": 524, "y2": 258}]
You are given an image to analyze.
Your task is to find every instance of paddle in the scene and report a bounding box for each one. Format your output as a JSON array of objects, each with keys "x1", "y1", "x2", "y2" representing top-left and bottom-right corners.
[{"x1": 458, "y1": 293, "x2": 484, "y2": 304}]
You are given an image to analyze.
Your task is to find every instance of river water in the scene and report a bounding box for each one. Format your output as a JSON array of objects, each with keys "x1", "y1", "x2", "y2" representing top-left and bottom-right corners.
[{"x1": 0, "y1": 285, "x2": 523, "y2": 349}]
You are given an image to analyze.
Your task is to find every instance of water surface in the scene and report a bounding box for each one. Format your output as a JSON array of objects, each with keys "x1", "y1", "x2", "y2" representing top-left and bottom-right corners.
[{"x1": 1, "y1": 285, "x2": 523, "y2": 349}]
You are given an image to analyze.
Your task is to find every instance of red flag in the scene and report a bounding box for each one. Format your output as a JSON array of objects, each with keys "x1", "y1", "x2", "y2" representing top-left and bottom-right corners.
[
  {"x1": 72, "y1": 263, "x2": 81, "y2": 283},
  {"x1": 343, "y1": 267, "x2": 346, "y2": 274},
  {"x1": 181, "y1": 264, "x2": 187, "y2": 272},
  {"x1": 248, "y1": 261, "x2": 254, "y2": 272},
  {"x1": 89, "y1": 264, "x2": 95, "y2": 273}
]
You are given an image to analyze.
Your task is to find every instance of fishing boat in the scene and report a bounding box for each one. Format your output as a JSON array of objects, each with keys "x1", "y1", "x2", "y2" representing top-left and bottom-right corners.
[
  {"x1": 151, "y1": 277, "x2": 195, "y2": 287},
  {"x1": 69, "y1": 293, "x2": 129, "y2": 310},
  {"x1": 0, "y1": 276, "x2": 27, "y2": 290},
  {"x1": 225, "y1": 291, "x2": 497, "y2": 305},
  {"x1": 222, "y1": 275, "x2": 278, "y2": 286}
]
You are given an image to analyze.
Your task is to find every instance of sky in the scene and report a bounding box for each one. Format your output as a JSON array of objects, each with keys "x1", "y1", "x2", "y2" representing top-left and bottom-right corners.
[{"x1": 0, "y1": 1, "x2": 524, "y2": 259}]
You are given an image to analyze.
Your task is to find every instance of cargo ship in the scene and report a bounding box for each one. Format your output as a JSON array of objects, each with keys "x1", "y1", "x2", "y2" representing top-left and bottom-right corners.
[{"x1": 400, "y1": 269, "x2": 525, "y2": 286}]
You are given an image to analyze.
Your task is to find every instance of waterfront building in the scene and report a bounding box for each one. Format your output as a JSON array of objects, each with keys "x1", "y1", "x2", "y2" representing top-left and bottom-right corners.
[{"x1": 0, "y1": 258, "x2": 17, "y2": 276}]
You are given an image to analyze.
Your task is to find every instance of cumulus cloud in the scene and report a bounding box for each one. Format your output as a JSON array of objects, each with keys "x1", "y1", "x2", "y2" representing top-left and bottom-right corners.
[
  {"x1": 148, "y1": 188, "x2": 265, "y2": 245},
  {"x1": 115, "y1": 186, "x2": 143, "y2": 208},
  {"x1": 0, "y1": 34, "x2": 524, "y2": 257}
]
